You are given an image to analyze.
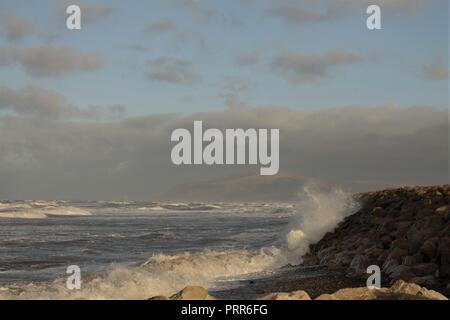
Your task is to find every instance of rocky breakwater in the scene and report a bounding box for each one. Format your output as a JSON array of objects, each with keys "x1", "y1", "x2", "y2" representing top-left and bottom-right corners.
[{"x1": 302, "y1": 185, "x2": 450, "y2": 296}]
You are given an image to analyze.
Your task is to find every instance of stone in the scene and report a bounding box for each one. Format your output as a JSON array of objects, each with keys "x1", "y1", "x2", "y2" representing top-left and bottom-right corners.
[
  {"x1": 148, "y1": 295, "x2": 169, "y2": 300},
  {"x1": 411, "y1": 263, "x2": 438, "y2": 277},
  {"x1": 389, "y1": 280, "x2": 447, "y2": 300},
  {"x1": 402, "y1": 255, "x2": 422, "y2": 266},
  {"x1": 435, "y1": 205, "x2": 449, "y2": 215},
  {"x1": 438, "y1": 249, "x2": 450, "y2": 278},
  {"x1": 382, "y1": 258, "x2": 399, "y2": 274},
  {"x1": 371, "y1": 207, "x2": 384, "y2": 215},
  {"x1": 315, "y1": 287, "x2": 384, "y2": 300},
  {"x1": 389, "y1": 265, "x2": 413, "y2": 279},
  {"x1": 169, "y1": 286, "x2": 215, "y2": 300},
  {"x1": 420, "y1": 239, "x2": 438, "y2": 261},
  {"x1": 387, "y1": 247, "x2": 408, "y2": 261},
  {"x1": 349, "y1": 255, "x2": 369, "y2": 275},
  {"x1": 315, "y1": 280, "x2": 448, "y2": 300},
  {"x1": 411, "y1": 276, "x2": 436, "y2": 288},
  {"x1": 258, "y1": 290, "x2": 311, "y2": 300},
  {"x1": 333, "y1": 251, "x2": 353, "y2": 266}
]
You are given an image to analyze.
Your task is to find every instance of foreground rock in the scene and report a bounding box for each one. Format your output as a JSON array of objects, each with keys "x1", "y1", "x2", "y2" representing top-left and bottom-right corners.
[
  {"x1": 160, "y1": 281, "x2": 447, "y2": 300},
  {"x1": 316, "y1": 280, "x2": 447, "y2": 300},
  {"x1": 302, "y1": 185, "x2": 450, "y2": 296},
  {"x1": 149, "y1": 286, "x2": 216, "y2": 300},
  {"x1": 258, "y1": 290, "x2": 311, "y2": 300}
]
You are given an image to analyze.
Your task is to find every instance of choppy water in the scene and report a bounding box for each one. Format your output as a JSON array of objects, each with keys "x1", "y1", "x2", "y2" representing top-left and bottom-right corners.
[
  {"x1": 0, "y1": 201, "x2": 292, "y2": 285},
  {"x1": 0, "y1": 189, "x2": 357, "y2": 299}
]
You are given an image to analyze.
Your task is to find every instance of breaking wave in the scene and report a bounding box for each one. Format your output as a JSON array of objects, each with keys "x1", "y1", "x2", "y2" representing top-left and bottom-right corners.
[
  {"x1": 0, "y1": 204, "x2": 91, "y2": 219},
  {"x1": 0, "y1": 186, "x2": 358, "y2": 299}
]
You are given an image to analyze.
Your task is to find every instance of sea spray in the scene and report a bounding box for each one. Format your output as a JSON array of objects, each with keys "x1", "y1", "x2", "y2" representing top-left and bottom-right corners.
[{"x1": 283, "y1": 186, "x2": 359, "y2": 264}]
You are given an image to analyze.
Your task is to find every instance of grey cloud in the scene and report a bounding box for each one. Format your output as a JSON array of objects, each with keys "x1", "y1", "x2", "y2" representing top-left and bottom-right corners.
[
  {"x1": 0, "y1": 85, "x2": 74, "y2": 118},
  {"x1": 266, "y1": 5, "x2": 326, "y2": 25},
  {"x1": 271, "y1": 49, "x2": 362, "y2": 83},
  {"x1": 0, "y1": 105, "x2": 447, "y2": 200},
  {"x1": 0, "y1": 46, "x2": 101, "y2": 77},
  {"x1": 423, "y1": 58, "x2": 449, "y2": 81},
  {"x1": 144, "y1": 19, "x2": 175, "y2": 35},
  {"x1": 0, "y1": 16, "x2": 33, "y2": 42},
  {"x1": 236, "y1": 52, "x2": 259, "y2": 66},
  {"x1": 146, "y1": 57, "x2": 200, "y2": 84},
  {"x1": 218, "y1": 76, "x2": 250, "y2": 109},
  {"x1": 0, "y1": 85, "x2": 125, "y2": 120},
  {"x1": 266, "y1": 0, "x2": 427, "y2": 25}
]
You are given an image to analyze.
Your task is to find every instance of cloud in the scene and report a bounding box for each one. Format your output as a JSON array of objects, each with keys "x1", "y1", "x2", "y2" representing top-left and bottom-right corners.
[
  {"x1": 0, "y1": 46, "x2": 101, "y2": 77},
  {"x1": 145, "y1": 57, "x2": 200, "y2": 84},
  {"x1": 236, "y1": 51, "x2": 259, "y2": 66},
  {"x1": 218, "y1": 76, "x2": 250, "y2": 109},
  {"x1": 0, "y1": 16, "x2": 33, "y2": 42},
  {"x1": 0, "y1": 105, "x2": 446, "y2": 200},
  {"x1": 423, "y1": 58, "x2": 449, "y2": 81},
  {"x1": 0, "y1": 85, "x2": 125, "y2": 120},
  {"x1": 266, "y1": 0, "x2": 427, "y2": 25},
  {"x1": 144, "y1": 19, "x2": 175, "y2": 35},
  {"x1": 0, "y1": 85, "x2": 72, "y2": 118},
  {"x1": 271, "y1": 49, "x2": 362, "y2": 83}
]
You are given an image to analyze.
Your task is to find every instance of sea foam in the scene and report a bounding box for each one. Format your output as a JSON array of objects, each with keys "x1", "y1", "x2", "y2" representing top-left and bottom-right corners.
[{"x1": 0, "y1": 187, "x2": 357, "y2": 299}]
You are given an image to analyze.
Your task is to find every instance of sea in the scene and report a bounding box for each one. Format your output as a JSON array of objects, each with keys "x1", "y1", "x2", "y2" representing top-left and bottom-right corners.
[{"x1": 0, "y1": 188, "x2": 357, "y2": 299}]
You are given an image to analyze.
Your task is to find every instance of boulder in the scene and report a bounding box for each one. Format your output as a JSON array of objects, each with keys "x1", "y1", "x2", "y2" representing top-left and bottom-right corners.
[
  {"x1": 387, "y1": 247, "x2": 408, "y2": 261},
  {"x1": 435, "y1": 205, "x2": 449, "y2": 215},
  {"x1": 402, "y1": 255, "x2": 422, "y2": 266},
  {"x1": 389, "y1": 280, "x2": 447, "y2": 300},
  {"x1": 258, "y1": 290, "x2": 311, "y2": 300},
  {"x1": 411, "y1": 263, "x2": 438, "y2": 277},
  {"x1": 333, "y1": 251, "x2": 353, "y2": 266},
  {"x1": 420, "y1": 239, "x2": 438, "y2": 261},
  {"x1": 315, "y1": 280, "x2": 448, "y2": 300},
  {"x1": 148, "y1": 295, "x2": 169, "y2": 300},
  {"x1": 316, "y1": 287, "x2": 383, "y2": 300},
  {"x1": 348, "y1": 255, "x2": 370, "y2": 275},
  {"x1": 410, "y1": 276, "x2": 436, "y2": 288},
  {"x1": 169, "y1": 286, "x2": 215, "y2": 300}
]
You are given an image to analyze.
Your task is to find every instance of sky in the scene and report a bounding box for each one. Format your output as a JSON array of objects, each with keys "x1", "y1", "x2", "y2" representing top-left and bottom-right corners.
[{"x1": 0, "y1": 0, "x2": 448, "y2": 200}]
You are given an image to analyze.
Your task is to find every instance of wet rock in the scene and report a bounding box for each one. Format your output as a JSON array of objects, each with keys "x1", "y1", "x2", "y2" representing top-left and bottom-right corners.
[
  {"x1": 410, "y1": 276, "x2": 436, "y2": 288},
  {"x1": 411, "y1": 263, "x2": 438, "y2": 277},
  {"x1": 435, "y1": 205, "x2": 449, "y2": 215},
  {"x1": 332, "y1": 251, "x2": 352, "y2": 266},
  {"x1": 402, "y1": 255, "x2": 422, "y2": 266},
  {"x1": 387, "y1": 247, "x2": 408, "y2": 261},
  {"x1": 349, "y1": 255, "x2": 369, "y2": 275},
  {"x1": 420, "y1": 239, "x2": 438, "y2": 261},
  {"x1": 302, "y1": 185, "x2": 450, "y2": 294}
]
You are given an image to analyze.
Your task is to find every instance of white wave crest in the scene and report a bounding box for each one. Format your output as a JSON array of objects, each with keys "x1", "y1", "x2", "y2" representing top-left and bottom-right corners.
[
  {"x1": 0, "y1": 186, "x2": 358, "y2": 299},
  {"x1": 283, "y1": 186, "x2": 358, "y2": 263},
  {"x1": 0, "y1": 248, "x2": 287, "y2": 300},
  {"x1": 0, "y1": 206, "x2": 91, "y2": 219}
]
